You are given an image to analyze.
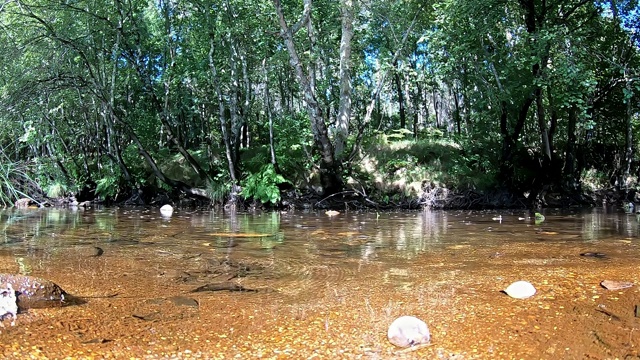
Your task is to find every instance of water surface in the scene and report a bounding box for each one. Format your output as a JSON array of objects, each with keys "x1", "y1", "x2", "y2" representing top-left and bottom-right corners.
[{"x1": 0, "y1": 207, "x2": 638, "y2": 359}]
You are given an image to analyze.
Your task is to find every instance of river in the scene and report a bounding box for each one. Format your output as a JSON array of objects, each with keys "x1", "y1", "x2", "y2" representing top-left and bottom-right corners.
[{"x1": 0, "y1": 207, "x2": 638, "y2": 359}]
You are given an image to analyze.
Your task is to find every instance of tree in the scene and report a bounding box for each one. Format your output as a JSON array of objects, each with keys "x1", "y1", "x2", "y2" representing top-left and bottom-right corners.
[{"x1": 272, "y1": 0, "x2": 343, "y2": 194}]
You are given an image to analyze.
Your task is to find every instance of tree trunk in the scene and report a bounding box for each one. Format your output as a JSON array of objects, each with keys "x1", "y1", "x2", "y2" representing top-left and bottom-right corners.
[
  {"x1": 623, "y1": 67, "x2": 633, "y2": 188},
  {"x1": 563, "y1": 105, "x2": 578, "y2": 189},
  {"x1": 335, "y1": 0, "x2": 353, "y2": 161},
  {"x1": 393, "y1": 59, "x2": 406, "y2": 129},
  {"x1": 209, "y1": 37, "x2": 239, "y2": 186},
  {"x1": 536, "y1": 86, "x2": 552, "y2": 162},
  {"x1": 432, "y1": 88, "x2": 440, "y2": 128},
  {"x1": 273, "y1": 0, "x2": 342, "y2": 194},
  {"x1": 452, "y1": 86, "x2": 461, "y2": 135},
  {"x1": 499, "y1": 96, "x2": 534, "y2": 186},
  {"x1": 412, "y1": 78, "x2": 422, "y2": 138},
  {"x1": 263, "y1": 59, "x2": 280, "y2": 172}
]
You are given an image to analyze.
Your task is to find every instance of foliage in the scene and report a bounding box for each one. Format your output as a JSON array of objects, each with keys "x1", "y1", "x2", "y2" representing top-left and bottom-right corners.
[
  {"x1": 206, "y1": 171, "x2": 233, "y2": 204},
  {"x1": 95, "y1": 174, "x2": 120, "y2": 201},
  {"x1": 0, "y1": 0, "x2": 637, "y2": 206},
  {"x1": 0, "y1": 149, "x2": 35, "y2": 206},
  {"x1": 45, "y1": 182, "x2": 67, "y2": 199},
  {"x1": 240, "y1": 164, "x2": 289, "y2": 205}
]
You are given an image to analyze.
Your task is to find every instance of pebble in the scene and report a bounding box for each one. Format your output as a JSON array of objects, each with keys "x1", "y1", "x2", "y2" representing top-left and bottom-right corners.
[
  {"x1": 504, "y1": 281, "x2": 536, "y2": 299},
  {"x1": 160, "y1": 204, "x2": 174, "y2": 217},
  {"x1": 387, "y1": 316, "x2": 431, "y2": 348}
]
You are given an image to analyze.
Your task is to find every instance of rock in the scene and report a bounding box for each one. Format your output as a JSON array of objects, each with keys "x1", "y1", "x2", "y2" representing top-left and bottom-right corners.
[
  {"x1": 580, "y1": 252, "x2": 606, "y2": 258},
  {"x1": 76, "y1": 246, "x2": 104, "y2": 257},
  {"x1": 387, "y1": 315, "x2": 431, "y2": 348},
  {"x1": 167, "y1": 296, "x2": 199, "y2": 307},
  {"x1": 0, "y1": 283, "x2": 17, "y2": 324},
  {"x1": 14, "y1": 198, "x2": 31, "y2": 208},
  {"x1": 504, "y1": 280, "x2": 536, "y2": 299},
  {"x1": 160, "y1": 204, "x2": 174, "y2": 217},
  {"x1": 190, "y1": 283, "x2": 257, "y2": 293},
  {"x1": 0, "y1": 274, "x2": 77, "y2": 310},
  {"x1": 600, "y1": 280, "x2": 633, "y2": 290},
  {"x1": 92, "y1": 246, "x2": 104, "y2": 257}
]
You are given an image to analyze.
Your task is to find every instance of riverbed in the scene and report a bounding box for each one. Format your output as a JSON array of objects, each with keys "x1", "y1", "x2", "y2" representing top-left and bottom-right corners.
[{"x1": 0, "y1": 207, "x2": 638, "y2": 359}]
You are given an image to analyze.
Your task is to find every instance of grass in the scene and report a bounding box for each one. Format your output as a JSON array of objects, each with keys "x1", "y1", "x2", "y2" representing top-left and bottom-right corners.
[
  {"x1": 0, "y1": 148, "x2": 36, "y2": 207},
  {"x1": 353, "y1": 134, "x2": 497, "y2": 201}
]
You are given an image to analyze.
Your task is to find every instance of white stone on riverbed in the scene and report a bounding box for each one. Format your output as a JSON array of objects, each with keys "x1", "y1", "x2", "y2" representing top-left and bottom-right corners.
[
  {"x1": 504, "y1": 280, "x2": 536, "y2": 299},
  {"x1": 387, "y1": 315, "x2": 431, "y2": 347},
  {"x1": 160, "y1": 204, "x2": 174, "y2": 217},
  {"x1": 0, "y1": 283, "x2": 17, "y2": 326}
]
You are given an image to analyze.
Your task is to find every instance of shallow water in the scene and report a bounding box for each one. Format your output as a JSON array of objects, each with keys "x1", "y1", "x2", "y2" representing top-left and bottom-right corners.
[{"x1": 0, "y1": 207, "x2": 639, "y2": 359}]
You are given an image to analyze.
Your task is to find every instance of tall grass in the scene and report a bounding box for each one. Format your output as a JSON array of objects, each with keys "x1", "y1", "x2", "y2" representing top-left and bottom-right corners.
[{"x1": 0, "y1": 148, "x2": 35, "y2": 207}]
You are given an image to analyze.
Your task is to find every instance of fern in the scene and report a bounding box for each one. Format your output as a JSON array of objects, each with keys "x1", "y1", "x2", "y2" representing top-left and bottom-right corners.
[{"x1": 240, "y1": 164, "x2": 289, "y2": 205}]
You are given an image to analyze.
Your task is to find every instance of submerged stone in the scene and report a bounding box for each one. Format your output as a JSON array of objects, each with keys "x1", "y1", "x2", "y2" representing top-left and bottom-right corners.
[
  {"x1": 160, "y1": 204, "x2": 174, "y2": 217},
  {"x1": 0, "y1": 274, "x2": 75, "y2": 310},
  {"x1": 0, "y1": 283, "x2": 17, "y2": 324},
  {"x1": 600, "y1": 280, "x2": 634, "y2": 290},
  {"x1": 387, "y1": 315, "x2": 431, "y2": 348},
  {"x1": 504, "y1": 280, "x2": 536, "y2": 299}
]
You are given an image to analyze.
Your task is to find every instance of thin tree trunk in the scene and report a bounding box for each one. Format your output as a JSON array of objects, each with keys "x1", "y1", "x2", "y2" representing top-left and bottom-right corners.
[
  {"x1": 262, "y1": 59, "x2": 280, "y2": 172},
  {"x1": 273, "y1": 0, "x2": 342, "y2": 194},
  {"x1": 536, "y1": 86, "x2": 552, "y2": 161},
  {"x1": 623, "y1": 67, "x2": 633, "y2": 188},
  {"x1": 361, "y1": 13, "x2": 418, "y2": 126},
  {"x1": 563, "y1": 105, "x2": 578, "y2": 189},
  {"x1": 453, "y1": 86, "x2": 461, "y2": 135},
  {"x1": 393, "y1": 59, "x2": 406, "y2": 129},
  {"x1": 209, "y1": 37, "x2": 239, "y2": 186},
  {"x1": 335, "y1": 0, "x2": 353, "y2": 161},
  {"x1": 432, "y1": 88, "x2": 439, "y2": 127}
]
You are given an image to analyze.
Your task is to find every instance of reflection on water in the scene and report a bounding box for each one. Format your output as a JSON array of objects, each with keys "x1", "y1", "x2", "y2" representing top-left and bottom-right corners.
[
  {"x1": 0, "y1": 207, "x2": 639, "y2": 263},
  {"x1": 0, "y1": 207, "x2": 635, "y2": 287}
]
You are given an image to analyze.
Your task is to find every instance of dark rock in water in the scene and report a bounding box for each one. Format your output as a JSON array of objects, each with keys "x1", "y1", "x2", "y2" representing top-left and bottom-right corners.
[
  {"x1": 82, "y1": 338, "x2": 112, "y2": 344},
  {"x1": 92, "y1": 246, "x2": 104, "y2": 257},
  {"x1": 167, "y1": 296, "x2": 199, "y2": 308},
  {"x1": 580, "y1": 252, "x2": 607, "y2": 259},
  {"x1": 132, "y1": 312, "x2": 161, "y2": 321},
  {"x1": 0, "y1": 274, "x2": 83, "y2": 310},
  {"x1": 191, "y1": 282, "x2": 257, "y2": 293}
]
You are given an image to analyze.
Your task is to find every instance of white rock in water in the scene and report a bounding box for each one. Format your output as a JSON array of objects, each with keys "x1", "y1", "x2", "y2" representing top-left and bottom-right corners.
[
  {"x1": 160, "y1": 204, "x2": 174, "y2": 217},
  {"x1": 504, "y1": 280, "x2": 536, "y2": 299},
  {"x1": 0, "y1": 283, "x2": 17, "y2": 325},
  {"x1": 387, "y1": 315, "x2": 431, "y2": 348}
]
